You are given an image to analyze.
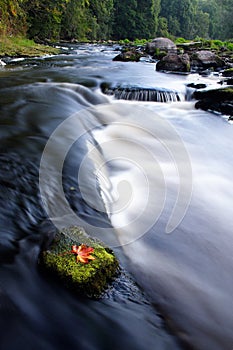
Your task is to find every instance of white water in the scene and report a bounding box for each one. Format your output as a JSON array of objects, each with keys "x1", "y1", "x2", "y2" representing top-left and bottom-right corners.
[
  {"x1": 90, "y1": 100, "x2": 233, "y2": 349},
  {"x1": 39, "y1": 82, "x2": 233, "y2": 348}
]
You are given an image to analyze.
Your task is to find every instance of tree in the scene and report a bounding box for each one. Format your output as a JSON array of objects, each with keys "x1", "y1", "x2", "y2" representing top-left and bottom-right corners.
[
  {"x1": 136, "y1": 0, "x2": 160, "y2": 38},
  {"x1": 87, "y1": 0, "x2": 114, "y2": 40},
  {"x1": 0, "y1": 0, "x2": 27, "y2": 36},
  {"x1": 112, "y1": 0, "x2": 160, "y2": 40},
  {"x1": 198, "y1": 0, "x2": 233, "y2": 40},
  {"x1": 160, "y1": 0, "x2": 197, "y2": 38},
  {"x1": 157, "y1": 16, "x2": 169, "y2": 37},
  {"x1": 25, "y1": 0, "x2": 69, "y2": 40},
  {"x1": 1, "y1": 0, "x2": 232, "y2": 42},
  {"x1": 60, "y1": 0, "x2": 89, "y2": 40},
  {"x1": 112, "y1": 0, "x2": 138, "y2": 40}
]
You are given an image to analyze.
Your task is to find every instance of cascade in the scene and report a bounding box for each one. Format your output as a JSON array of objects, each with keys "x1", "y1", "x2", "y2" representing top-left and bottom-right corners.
[{"x1": 101, "y1": 85, "x2": 185, "y2": 102}]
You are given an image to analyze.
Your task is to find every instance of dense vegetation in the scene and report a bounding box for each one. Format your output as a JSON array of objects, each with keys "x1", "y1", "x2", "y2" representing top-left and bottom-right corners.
[{"x1": 0, "y1": 0, "x2": 232, "y2": 42}]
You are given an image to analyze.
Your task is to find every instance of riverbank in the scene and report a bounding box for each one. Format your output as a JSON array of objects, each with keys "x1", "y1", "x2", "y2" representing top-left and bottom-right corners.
[{"x1": 0, "y1": 36, "x2": 60, "y2": 58}]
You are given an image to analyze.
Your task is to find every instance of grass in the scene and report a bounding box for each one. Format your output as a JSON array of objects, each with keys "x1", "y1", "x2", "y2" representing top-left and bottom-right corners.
[{"x1": 0, "y1": 36, "x2": 60, "y2": 57}]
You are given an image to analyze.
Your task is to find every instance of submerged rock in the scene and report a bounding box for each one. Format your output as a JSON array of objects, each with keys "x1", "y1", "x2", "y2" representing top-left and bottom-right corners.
[{"x1": 40, "y1": 226, "x2": 119, "y2": 298}]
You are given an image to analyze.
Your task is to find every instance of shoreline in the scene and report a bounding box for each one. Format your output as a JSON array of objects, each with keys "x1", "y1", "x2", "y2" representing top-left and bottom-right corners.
[{"x1": 0, "y1": 36, "x2": 60, "y2": 59}]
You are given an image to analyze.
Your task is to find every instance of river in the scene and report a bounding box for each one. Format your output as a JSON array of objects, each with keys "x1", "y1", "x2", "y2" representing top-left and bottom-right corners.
[{"x1": 0, "y1": 43, "x2": 232, "y2": 350}]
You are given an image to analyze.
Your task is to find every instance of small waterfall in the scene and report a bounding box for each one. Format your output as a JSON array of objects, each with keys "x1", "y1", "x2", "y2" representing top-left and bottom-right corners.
[{"x1": 101, "y1": 85, "x2": 184, "y2": 102}]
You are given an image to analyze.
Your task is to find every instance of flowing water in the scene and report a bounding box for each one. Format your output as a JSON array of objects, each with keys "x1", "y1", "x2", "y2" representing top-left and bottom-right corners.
[{"x1": 0, "y1": 43, "x2": 232, "y2": 350}]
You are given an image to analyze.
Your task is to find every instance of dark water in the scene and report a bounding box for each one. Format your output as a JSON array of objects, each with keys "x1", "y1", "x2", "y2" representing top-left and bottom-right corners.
[{"x1": 0, "y1": 44, "x2": 232, "y2": 350}]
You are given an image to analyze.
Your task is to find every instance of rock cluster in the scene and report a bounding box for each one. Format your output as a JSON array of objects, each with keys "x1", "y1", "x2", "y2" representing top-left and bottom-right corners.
[{"x1": 113, "y1": 37, "x2": 233, "y2": 75}]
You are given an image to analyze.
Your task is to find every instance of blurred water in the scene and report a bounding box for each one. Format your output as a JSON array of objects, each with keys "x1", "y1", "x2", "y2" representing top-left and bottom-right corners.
[{"x1": 0, "y1": 43, "x2": 231, "y2": 350}]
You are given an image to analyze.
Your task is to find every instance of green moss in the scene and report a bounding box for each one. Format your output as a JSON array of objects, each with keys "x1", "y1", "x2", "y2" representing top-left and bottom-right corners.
[
  {"x1": 194, "y1": 87, "x2": 233, "y2": 117},
  {"x1": 175, "y1": 37, "x2": 190, "y2": 44},
  {"x1": 40, "y1": 226, "x2": 119, "y2": 298},
  {"x1": 223, "y1": 68, "x2": 233, "y2": 77},
  {"x1": 194, "y1": 87, "x2": 233, "y2": 101},
  {"x1": 153, "y1": 48, "x2": 167, "y2": 60},
  {"x1": 0, "y1": 36, "x2": 60, "y2": 57}
]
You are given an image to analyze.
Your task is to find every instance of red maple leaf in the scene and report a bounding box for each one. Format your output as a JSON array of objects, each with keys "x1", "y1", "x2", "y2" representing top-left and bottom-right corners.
[{"x1": 71, "y1": 244, "x2": 95, "y2": 264}]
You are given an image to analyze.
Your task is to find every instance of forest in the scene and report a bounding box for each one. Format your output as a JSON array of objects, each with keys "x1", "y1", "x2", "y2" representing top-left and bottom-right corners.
[{"x1": 0, "y1": 0, "x2": 232, "y2": 42}]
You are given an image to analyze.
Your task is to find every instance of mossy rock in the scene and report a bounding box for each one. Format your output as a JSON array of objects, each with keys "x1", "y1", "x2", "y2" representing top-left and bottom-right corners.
[
  {"x1": 40, "y1": 226, "x2": 119, "y2": 298},
  {"x1": 194, "y1": 87, "x2": 233, "y2": 101},
  {"x1": 222, "y1": 68, "x2": 233, "y2": 77},
  {"x1": 194, "y1": 87, "x2": 233, "y2": 117}
]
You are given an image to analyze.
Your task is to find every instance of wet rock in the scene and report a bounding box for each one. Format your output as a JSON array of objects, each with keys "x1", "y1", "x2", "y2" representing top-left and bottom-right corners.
[
  {"x1": 40, "y1": 226, "x2": 119, "y2": 298},
  {"x1": 187, "y1": 83, "x2": 207, "y2": 89},
  {"x1": 222, "y1": 68, "x2": 233, "y2": 77},
  {"x1": 194, "y1": 87, "x2": 233, "y2": 117},
  {"x1": 156, "y1": 53, "x2": 190, "y2": 73},
  {"x1": 113, "y1": 48, "x2": 144, "y2": 62},
  {"x1": 191, "y1": 50, "x2": 224, "y2": 71},
  {"x1": 226, "y1": 78, "x2": 233, "y2": 85},
  {"x1": 194, "y1": 87, "x2": 233, "y2": 102},
  {"x1": 176, "y1": 41, "x2": 203, "y2": 52}
]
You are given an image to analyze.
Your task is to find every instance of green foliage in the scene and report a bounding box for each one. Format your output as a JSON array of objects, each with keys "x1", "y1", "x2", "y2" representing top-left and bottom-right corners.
[
  {"x1": 211, "y1": 40, "x2": 223, "y2": 48},
  {"x1": 0, "y1": 0, "x2": 27, "y2": 36},
  {"x1": 118, "y1": 38, "x2": 149, "y2": 46},
  {"x1": 175, "y1": 37, "x2": 190, "y2": 44},
  {"x1": 112, "y1": 0, "x2": 137, "y2": 40},
  {"x1": 0, "y1": 0, "x2": 233, "y2": 43},
  {"x1": 25, "y1": 0, "x2": 68, "y2": 40},
  {"x1": 60, "y1": 0, "x2": 90, "y2": 41},
  {"x1": 157, "y1": 16, "x2": 169, "y2": 37},
  {"x1": 198, "y1": 0, "x2": 233, "y2": 40},
  {"x1": 153, "y1": 48, "x2": 167, "y2": 59},
  {"x1": 133, "y1": 38, "x2": 148, "y2": 45},
  {"x1": 191, "y1": 38, "x2": 233, "y2": 52},
  {"x1": 112, "y1": 0, "x2": 160, "y2": 40},
  {"x1": 119, "y1": 39, "x2": 131, "y2": 45},
  {"x1": 159, "y1": 0, "x2": 233, "y2": 40},
  {"x1": 226, "y1": 43, "x2": 233, "y2": 51},
  {"x1": 87, "y1": 0, "x2": 114, "y2": 40}
]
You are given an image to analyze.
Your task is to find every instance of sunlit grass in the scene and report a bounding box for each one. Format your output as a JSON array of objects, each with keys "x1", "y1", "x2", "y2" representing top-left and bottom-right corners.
[{"x1": 0, "y1": 36, "x2": 59, "y2": 57}]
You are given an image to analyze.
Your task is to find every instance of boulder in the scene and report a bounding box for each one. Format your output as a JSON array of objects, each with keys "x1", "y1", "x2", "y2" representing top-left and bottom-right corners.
[
  {"x1": 156, "y1": 53, "x2": 190, "y2": 73},
  {"x1": 194, "y1": 87, "x2": 233, "y2": 118},
  {"x1": 145, "y1": 37, "x2": 177, "y2": 56},
  {"x1": 40, "y1": 226, "x2": 119, "y2": 298},
  {"x1": 226, "y1": 78, "x2": 233, "y2": 85},
  {"x1": 113, "y1": 49, "x2": 143, "y2": 62},
  {"x1": 222, "y1": 68, "x2": 233, "y2": 77},
  {"x1": 187, "y1": 83, "x2": 207, "y2": 89},
  {"x1": 191, "y1": 50, "x2": 224, "y2": 70}
]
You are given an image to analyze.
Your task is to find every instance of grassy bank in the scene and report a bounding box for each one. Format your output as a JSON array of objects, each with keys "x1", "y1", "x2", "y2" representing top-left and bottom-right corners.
[{"x1": 0, "y1": 36, "x2": 60, "y2": 57}]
